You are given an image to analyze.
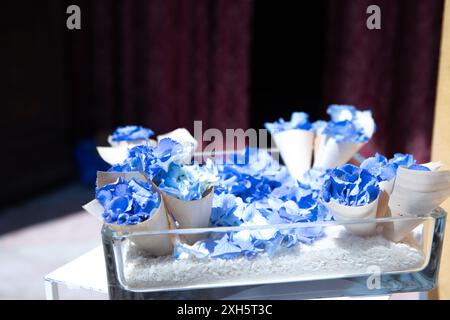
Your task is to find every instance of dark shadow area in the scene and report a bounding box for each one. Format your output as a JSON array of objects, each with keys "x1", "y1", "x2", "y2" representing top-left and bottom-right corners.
[
  {"x1": 250, "y1": 1, "x2": 326, "y2": 128},
  {"x1": 0, "y1": 183, "x2": 93, "y2": 235}
]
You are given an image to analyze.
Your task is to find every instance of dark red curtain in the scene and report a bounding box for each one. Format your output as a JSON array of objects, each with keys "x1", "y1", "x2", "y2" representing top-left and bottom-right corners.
[
  {"x1": 68, "y1": 0, "x2": 252, "y2": 140},
  {"x1": 322, "y1": 0, "x2": 444, "y2": 162}
]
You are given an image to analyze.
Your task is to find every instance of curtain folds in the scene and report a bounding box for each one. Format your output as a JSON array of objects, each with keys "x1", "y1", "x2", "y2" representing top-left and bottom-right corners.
[
  {"x1": 322, "y1": 0, "x2": 444, "y2": 162},
  {"x1": 69, "y1": 0, "x2": 252, "y2": 140}
]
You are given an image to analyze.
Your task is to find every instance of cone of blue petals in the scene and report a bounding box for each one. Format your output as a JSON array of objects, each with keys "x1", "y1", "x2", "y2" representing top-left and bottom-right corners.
[
  {"x1": 322, "y1": 164, "x2": 380, "y2": 236},
  {"x1": 97, "y1": 125, "x2": 157, "y2": 165},
  {"x1": 104, "y1": 137, "x2": 214, "y2": 244},
  {"x1": 155, "y1": 159, "x2": 218, "y2": 244},
  {"x1": 107, "y1": 125, "x2": 156, "y2": 147},
  {"x1": 361, "y1": 153, "x2": 428, "y2": 219},
  {"x1": 83, "y1": 172, "x2": 173, "y2": 256},
  {"x1": 385, "y1": 164, "x2": 450, "y2": 242},
  {"x1": 313, "y1": 105, "x2": 375, "y2": 169},
  {"x1": 265, "y1": 112, "x2": 314, "y2": 180}
]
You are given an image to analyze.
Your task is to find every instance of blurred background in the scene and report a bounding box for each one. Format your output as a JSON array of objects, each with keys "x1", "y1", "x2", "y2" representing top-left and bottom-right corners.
[{"x1": 0, "y1": 0, "x2": 445, "y2": 298}]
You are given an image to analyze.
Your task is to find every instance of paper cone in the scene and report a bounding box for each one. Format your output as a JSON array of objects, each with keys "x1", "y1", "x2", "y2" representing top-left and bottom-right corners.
[
  {"x1": 272, "y1": 129, "x2": 314, "y2": 180},
  {"x1": 384, "y1": 166, "x2": 450, "y2": 242},
  {"x1": 83, "y1": 171, "x2": 173, "y2": 256},
  {"x1": 96, "y1": 146, "x2": 129, "y2": 166},
  {"x1": 383, "y1": 214, "x2": 424, "y2": 243},
  {"x1": 313, "y1": 133, "x2": 364, "y2": 169},
  {"x1": 159, "y1": 187, "x2": 214, "y2": 244},
  {"x1": 325, "y1": 197, "x2": 379, "y2": 236},
  {"x1": 388, "y1": 167, "x2": 450, "y2": 215},
  {"x1": 422, "y1": 161, "x2": 443, "y2": 171},
  {"x1": 83, "y1": 199, "x2": 172, "y2": 256},
  {"x1": 375, "y1": 179, "x2": 395, "y2": 218}
]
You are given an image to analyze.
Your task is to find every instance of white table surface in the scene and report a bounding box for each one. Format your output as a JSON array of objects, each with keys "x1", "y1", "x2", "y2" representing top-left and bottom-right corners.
[{"x1": 44, "y1": 246, "x2": 107, "y2": 299}]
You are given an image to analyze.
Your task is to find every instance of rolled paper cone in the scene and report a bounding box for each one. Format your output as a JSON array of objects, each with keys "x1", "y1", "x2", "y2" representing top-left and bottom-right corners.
[
  {"x1": 150, "y1": 181, "x2": 182, "y2": 247},
  {"x1": 83, "y1": 171, "x2": 173, "y2": 256},
  {"x1": 313, "y1": 133, "x2": 364, "y2": 169},
  {"x1": 383, "y1": 214, "x2": 424, "y2": 243},
  {"x1": 384, "y1": 166, "x2": 450, "y2": 242},
  {"x1": 388, "y1": 167, "x2": 450, "y2": 215},
  {"x1": 422, "y1": 161, "x2": 443, "y2": 171},
  {"x1": 376, "y1": 179, "x2": 395, "y2": 218},
  {"x1": 272, "y1": 129, "x2": 314, "y2": 180},
  {"x1": 325, "y1": 197, "x2": 379, "y2": 236},
  {"x1": 157, "y1": 128, "x2": 198, "y2": 163},
  {"x1": 159, "y1": 187, "x2": 214, "y2": 244},
  {"x1": 83, "y1": 199, "x2": 173, "y2": 256},
  {"x1": 97, "y1": 138, "x2": 157, "y2": 166},
  {"x1": 97, "y1": 146, "x2": 129, "y2": 166}
]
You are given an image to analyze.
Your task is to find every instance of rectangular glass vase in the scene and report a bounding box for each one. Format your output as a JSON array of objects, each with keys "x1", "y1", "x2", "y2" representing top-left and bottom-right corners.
[{"x1": 101, "y1": 207, "x2": 446, "y2": 299}]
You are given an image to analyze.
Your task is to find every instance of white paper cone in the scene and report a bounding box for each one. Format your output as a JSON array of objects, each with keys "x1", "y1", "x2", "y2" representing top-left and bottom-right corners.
[
  {"x1": 97, "y1": 146, "x2": 129, "y2": 166},
  {"x1": 160, "y1": 187, "x2": 214, "y2": 244},
  {"x1": 157, "y1": 128, "x2": 198, "y2": 164},
  {"x1": 272, "y1": 129, "x2": 314, "y2": 180},
  {"x1": 83, "y1": 199, "x2": 172, "y2": 256},
  {"x1": 313, "y1": 133, "x2": 364, "y2": 169},
  {"x1": 383, "y1": 216, "x2": 423, "y2": 243},
  {"x1": 83, "y1": 171, "x2": 173, "y2": 256},
  {"x1": 82, "y1": 199, "x2": 105, "y2": 221},
  {"x1": 422, "y1": 161, "x2": 443, "y2": 171},
  {"x1": 325, "y1": 197, "x2": 379, "y2": 236},
  {"x1": 384, "y1": 166, "x2": 450, "y2": 242},
  {"x1": 388, "y1": 167, "x2": 450, "y2": 215},
  {"x1": 376, "y1": 179, "x2": 395, "y2": 218}
]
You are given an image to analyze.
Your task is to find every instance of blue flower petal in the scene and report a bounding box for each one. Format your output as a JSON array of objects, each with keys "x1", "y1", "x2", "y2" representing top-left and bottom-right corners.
[
  {"x1": 210, "y1": 234, "x2": 243, "y2": 259},
  {"x1": 322, "y1": 164, "x2": 380, "y2": 206},
  {"x1": 264, "y1": 112, "x2": 312, "y2": 134},
  {"x1": 111, "y1": 125, "x2": 154, "y2": 142},
  {"x1": 321, "y1": 105, "x2": 375, "y2": 143},
  {"x1": 95, "y1": 177, "x2": 160, "y2": 225},
  {"x1": 408, "y1": 164, "x2": 431, "y2": 171}
]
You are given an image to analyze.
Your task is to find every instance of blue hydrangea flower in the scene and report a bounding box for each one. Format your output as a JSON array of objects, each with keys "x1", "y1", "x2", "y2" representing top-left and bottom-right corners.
[
  {"x1": 321, "y1": 105, "x2": 376, "y2": 143},
  {"x1": 360, "y1": 153, "x2": 397, "y2": 182},
  {"x1": 389, "y1": 153, "x2": 430, "y2": 171},
  {"x1": 173, "y1": 240, "x2": 211, "y2": 259},
  {"x1": 96, "y1": 177, "x2": 160, "y2": 225},
  {"x1": 211, "y1": 192, "x2": 246, "y2": 226},
  {"x1": 389, "y1": 153, "x2": 415, "y2": 168},
  {"x1": 390, "y1": 153, "x2": 430, "y2": 171},
  {"x1": 111, "y1": 125, "x2": 154, "y2": 141},
  {"x1": 361, "y1": 153, "x2": 430, "y2": 183},
  {"x1": 209, "y1": 234, "x2": 244, "y2": 259},
  {"x1": 155, "y1": 159, "x2": 218, "y2": 201},
  {"x1": 180, "y1": 187, "x2": 332, "y2": 260},
  {"x1": 322, "y1": 164, "x2": 380, "y2": 206},
  {"x1": 152, "y1": 138, "x2": 186, "y2": 172},
  {"x1": 215, "y1": 148, "x2": 292, "y2": 202},
  {"x1": 408, "y1": 164, "x2": 430, "y2": 171},
  {"x1": 109, "y1": 138, "x2": 186, "y2": 180},
  {"x1": 264, "y1": 112, "x2": 313, "y2": 134}
]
